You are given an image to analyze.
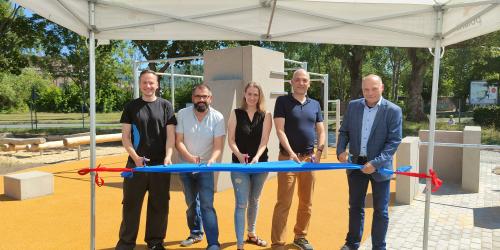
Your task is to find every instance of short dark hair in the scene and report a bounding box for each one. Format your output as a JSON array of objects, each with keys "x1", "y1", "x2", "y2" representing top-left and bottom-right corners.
[
  {"x1": 139, "y1": 69, "x2": 159, "y2": 82},
  {"x1": 191, "y1": 83, "x2": 212, "y2": 95}
]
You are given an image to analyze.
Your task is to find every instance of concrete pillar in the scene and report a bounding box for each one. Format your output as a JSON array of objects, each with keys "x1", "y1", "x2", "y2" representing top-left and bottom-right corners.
[
  {"x1": 395, "y1": 136, "x2": 421, "y2": 205},
  {"x1": 202, "y1": 46, "x2": 284, "y2": 191},
  {"x1": 462, "y1": 126, "x2": 481, "y2": 192}
]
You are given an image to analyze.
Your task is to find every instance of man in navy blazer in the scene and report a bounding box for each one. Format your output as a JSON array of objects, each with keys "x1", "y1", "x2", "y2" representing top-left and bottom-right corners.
[{"x1": 337, "y1": 74, "x2": 402, "y2": 250}]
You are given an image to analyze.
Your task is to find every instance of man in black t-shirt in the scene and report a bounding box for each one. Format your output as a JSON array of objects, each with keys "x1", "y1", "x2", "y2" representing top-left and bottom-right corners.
[{"x1": 116, "y1": 69, "x2": 177, "y2": 250}]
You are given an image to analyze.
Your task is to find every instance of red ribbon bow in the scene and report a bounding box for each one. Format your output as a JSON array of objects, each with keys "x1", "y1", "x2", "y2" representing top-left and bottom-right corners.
[
  {"x1": 77, "y1": 164, "x2": 131, "y2": 187},
  {"x1": 395, "y1": 169, "x2": 443, "y2": 192}
]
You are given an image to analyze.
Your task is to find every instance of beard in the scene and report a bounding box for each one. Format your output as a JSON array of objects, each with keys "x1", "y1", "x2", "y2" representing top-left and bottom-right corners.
[{"x1": 194, "y1": 101, "x2": 208, "y2": 112}]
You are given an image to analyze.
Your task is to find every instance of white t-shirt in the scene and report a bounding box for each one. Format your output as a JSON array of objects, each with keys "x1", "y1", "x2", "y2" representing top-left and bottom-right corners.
[{"x1": 176, "y1": 106, "x2": 225, "y2": 162}]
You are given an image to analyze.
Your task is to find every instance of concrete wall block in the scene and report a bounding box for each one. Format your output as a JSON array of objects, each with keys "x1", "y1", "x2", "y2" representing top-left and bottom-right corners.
[
  {"x1": 4, "y1": 171, "x2": 54, "y2": 200},
  {"x1": 462, "y1": 126, "x2": 481, "y2": 192},
  {"x1": 395, "y1": 136, "x2": 420, "y2": 205},
  {"x1": 419, "y1": 130, "x2": 462, "y2": 183}
]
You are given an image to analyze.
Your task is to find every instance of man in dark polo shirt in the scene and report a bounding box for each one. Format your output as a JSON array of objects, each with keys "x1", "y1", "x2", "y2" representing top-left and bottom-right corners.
[{"x1": 271, "y1": 69, "x2": 326, "y2": 250}]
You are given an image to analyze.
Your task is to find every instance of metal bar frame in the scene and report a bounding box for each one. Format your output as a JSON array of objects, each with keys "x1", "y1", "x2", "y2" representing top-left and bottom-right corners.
[
  {"x1": 133, "y1": 56, "x2": 204, "y2": 101},
  {"x1": 443, "y1": 0, "x2": 500, "y2": 9},
  {"x1": 264, "y1": 0, "x2": 278, "y2": 39},
  {"x1": 170, "y1": 64, "x2": 175, "y2": 110},
  {"x1": 155, "y1": 73, "x2": 204, "y2": 79},
  {"x1": 99, "y1": 4, "x2": 262, "y2": 32},
  {"x1": 272, "y1": 5, "x2": 434, "y2": 39},
  {"x1": 419, "y1": 142, "x2": 500, "y2": 150},
  {"x1": 96, "y1": 0, "x2": 262, "y2": 37},
  {"x1": 443, "y1": 3, "x2": 498, "y2": 38},
  {"x1": 57, "y1": 0, "x2": 92, "y2": 30}
]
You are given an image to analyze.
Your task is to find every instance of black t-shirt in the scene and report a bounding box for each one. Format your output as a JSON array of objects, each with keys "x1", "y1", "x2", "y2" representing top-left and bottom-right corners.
[
  {"x1": 232, "y1": 108, "x2": 268, "y2": 163},
  {"x1": 120, "y1": 97, "x2": 177, "y2": 165}
]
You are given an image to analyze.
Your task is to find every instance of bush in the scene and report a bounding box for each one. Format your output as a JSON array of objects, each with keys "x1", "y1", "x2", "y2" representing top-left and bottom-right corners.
[
  {"x1": 0, "y1": 83, "x2": 27, "y2": 112},
  {"x1": 0, "y1": 68, "x2": 54, "y2": 112},
  {"x1": 473, "y1": 105, "x2": 500, "y2": 128}
]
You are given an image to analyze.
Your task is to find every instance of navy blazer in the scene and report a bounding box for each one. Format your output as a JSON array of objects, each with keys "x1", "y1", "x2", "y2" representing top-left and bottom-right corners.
[{"x1": 337, "y1": 98, "x2": 402, "y2": 182}]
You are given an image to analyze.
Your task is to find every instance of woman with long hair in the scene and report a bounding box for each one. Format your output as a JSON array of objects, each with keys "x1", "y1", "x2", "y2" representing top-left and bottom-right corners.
[{"x1": 227, "y1": 82, "x2": 272, "y2": 250}]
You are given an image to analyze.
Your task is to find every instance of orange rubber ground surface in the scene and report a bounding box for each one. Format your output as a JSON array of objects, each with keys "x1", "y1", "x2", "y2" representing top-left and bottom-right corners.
[{"x1": 0, "y1": 149, "x2": 395, "y2": 249}]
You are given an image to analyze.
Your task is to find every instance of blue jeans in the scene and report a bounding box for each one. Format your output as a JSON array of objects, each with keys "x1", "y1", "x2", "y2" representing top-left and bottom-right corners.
[
  {"x1": 231, "y1": 172, "x2": 268, "y2": 247},
  {"x1": 346, "y1": 170, "x2": 391, "y2": 250},
  {"x1": 180, "y1": 172, "x2": 220, "y2": 247}
]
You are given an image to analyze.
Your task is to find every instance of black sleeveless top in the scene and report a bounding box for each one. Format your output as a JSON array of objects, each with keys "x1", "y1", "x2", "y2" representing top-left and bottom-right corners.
[{"x1": 232, "y1": 108, "x2": 268, "y2": 163}]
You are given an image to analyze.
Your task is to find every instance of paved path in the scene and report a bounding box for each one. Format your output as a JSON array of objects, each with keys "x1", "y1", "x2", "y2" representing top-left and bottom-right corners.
[{"x1": 361, "y1": 150, "x2": 500, "y2": 250}]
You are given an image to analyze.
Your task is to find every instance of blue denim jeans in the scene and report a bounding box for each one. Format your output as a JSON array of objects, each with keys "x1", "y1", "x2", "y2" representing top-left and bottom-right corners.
[
  {"x1": 180, "y1": 172, "x2": 220, "y2": 247},
  {"x1": 346, "y1": 170, "x2": 391, "y2": 250},
  {"x1": 230, "y1": 172, "x2": 268, "y2": 247}
]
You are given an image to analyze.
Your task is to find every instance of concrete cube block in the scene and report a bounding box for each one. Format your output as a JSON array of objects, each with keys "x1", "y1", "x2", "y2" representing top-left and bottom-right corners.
[{"x1": 4, "y1": 171, "x2": 54, "y2": 200}]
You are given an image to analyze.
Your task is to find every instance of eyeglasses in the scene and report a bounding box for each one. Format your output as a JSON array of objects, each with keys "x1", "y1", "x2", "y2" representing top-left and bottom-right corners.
[{"x1": 193, "y1": 95, "x2": 210, "y2": 99}]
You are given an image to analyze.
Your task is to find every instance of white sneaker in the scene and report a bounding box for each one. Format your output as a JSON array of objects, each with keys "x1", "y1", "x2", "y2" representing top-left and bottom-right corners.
[{"x1": 180, "y1": 235, "x2": 203, "y2": 247}]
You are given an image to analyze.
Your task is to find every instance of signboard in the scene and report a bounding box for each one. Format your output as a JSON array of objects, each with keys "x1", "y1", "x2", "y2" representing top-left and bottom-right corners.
[{"x1": 470, "y1": 81, "x2": 498, "y2": 105}]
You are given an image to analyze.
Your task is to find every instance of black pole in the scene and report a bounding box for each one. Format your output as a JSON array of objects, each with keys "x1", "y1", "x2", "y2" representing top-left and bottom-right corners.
[
  {"x1": 30, "y1": 87, "x2": 35, "y2": 130},
  {"x1": 458, "y1": 99, "x2": 461, "y2": 124},
  {"x1": 30, "y1": 99, "x2": 34, "y2": 130}
]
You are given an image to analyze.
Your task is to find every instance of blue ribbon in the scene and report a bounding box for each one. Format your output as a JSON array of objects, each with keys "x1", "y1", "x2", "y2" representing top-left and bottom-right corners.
[{"x1": 121, "y1": 160, "x2": 412, "y2": 178}]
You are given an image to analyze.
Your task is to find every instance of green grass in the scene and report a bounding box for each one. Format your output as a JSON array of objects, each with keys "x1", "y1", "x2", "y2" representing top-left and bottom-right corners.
[
  {"x1": 403, "y1": 121, "x2": 500, "y2": 145},
  {"x1": 0, "y1": 112, "x2": 122, "y2": 124}
]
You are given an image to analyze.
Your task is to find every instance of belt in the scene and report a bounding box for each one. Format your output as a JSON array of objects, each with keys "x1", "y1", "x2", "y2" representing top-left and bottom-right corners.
[
  {"x1": 280, "y1": 149, "x2": 314, "y2": 157},
  {"x1": 351, "y1": 155, "x2": 368, "y2": 165}
]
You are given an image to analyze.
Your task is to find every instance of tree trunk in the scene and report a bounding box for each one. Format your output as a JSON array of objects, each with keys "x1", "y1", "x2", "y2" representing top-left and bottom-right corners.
[
  {"x1": 406, "y1": 48, "x2": 430, "y2": 122},
  {"x1": 347, "y1": 46, "x2": 364, "y2": 100}
]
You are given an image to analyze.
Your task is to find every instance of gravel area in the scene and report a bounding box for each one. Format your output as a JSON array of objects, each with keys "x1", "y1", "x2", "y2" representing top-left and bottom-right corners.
[{"x1": 0, "y1": 143, "x2": 125, "y2": 175}]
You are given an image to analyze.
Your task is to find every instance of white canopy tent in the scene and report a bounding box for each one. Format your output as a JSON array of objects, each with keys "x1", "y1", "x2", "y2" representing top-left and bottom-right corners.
[{"x1": 14, "y1": 0, "x2": 500, "y2": 249}]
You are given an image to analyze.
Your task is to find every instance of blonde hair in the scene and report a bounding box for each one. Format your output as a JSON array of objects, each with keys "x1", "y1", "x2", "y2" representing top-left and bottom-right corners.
[{"x1": 240, "y1": 82, "x2": 266, "y2": 112}]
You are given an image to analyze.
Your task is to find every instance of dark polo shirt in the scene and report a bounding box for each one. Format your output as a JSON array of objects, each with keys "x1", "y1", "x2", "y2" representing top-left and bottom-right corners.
[{"x1": 274, "y1": 94, "x2": 323, "y2": 154}]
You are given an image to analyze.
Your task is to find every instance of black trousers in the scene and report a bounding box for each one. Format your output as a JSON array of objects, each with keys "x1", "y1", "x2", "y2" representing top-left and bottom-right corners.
[{"x1": 115, "y1": 164, "x2": 171, "y2": 250}]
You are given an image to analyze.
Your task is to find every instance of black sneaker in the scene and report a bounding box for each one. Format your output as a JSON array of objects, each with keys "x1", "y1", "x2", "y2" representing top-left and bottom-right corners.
[
  {"x1": 340, "y1": 245, "x2": 355, "y2": 250},
  {"x1": 293, "y1": 237, "x2": 314, "y2": 250},
  {"x1": 148, "y1": 243, "x2": 166, "y2": 250}
]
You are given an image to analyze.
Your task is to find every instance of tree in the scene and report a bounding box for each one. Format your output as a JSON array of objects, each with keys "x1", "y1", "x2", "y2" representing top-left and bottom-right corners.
[
  {"x1": 0, "y1": 68, "x2": 54, "y2": 112},
  {"x1": 132, "y1": 40, "x2": 224, "y2": 72},
  {"x1": 0, "y1": 1, "x2": 44, "y2": 74},
  {"x1": 406, "y1": 48, "x2": 432, "y2": 122},
  {"x1": 32, "y1": 14, "x2": 134, "y2": 112}
]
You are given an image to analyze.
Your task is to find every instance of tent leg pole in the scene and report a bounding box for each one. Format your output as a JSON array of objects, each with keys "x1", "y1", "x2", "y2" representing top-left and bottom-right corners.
[
  {"x1": 423, "y1": 6, "x2": 443, "y2": 250},
  {"x1": 88, "y1": 1, "x2": 97, "y2": 249}
]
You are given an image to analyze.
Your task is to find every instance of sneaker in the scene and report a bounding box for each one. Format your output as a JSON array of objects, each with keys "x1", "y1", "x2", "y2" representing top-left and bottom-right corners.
[
  {"x1": 148, "y1": 243, "x2": 166, "y2": 250},
  {"x1": 293, "y1": 237, "x2": 314, "y2": 250},
  {"x1": 340, "y1": 245, "x2": 355, "y2": 250},
  {"x1": 180, "y1": 235, "x2": 203, "y2": 247}
]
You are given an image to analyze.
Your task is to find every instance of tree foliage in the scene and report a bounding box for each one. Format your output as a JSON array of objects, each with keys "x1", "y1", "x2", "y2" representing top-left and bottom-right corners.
[
  {"x1": 0, "y1": 1, "x2": 45, "y2": 74},
  {"x1": 0, "y1": 2, "x2": 498, "y2": 120}
]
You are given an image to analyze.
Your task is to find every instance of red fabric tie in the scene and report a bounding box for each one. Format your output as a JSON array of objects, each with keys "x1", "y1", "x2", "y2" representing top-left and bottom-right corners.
[
  {"x1": 395, "y1": 169, "x2": 443, "y2": 192},
  {"x1": 77, "y1": 164, "x2": 132, "y2": 187}
]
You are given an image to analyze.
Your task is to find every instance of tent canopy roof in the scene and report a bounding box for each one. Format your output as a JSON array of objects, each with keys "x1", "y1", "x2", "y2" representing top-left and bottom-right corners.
[{"x1": 15, "y1": 0, "x2": 500, "y2": 48}]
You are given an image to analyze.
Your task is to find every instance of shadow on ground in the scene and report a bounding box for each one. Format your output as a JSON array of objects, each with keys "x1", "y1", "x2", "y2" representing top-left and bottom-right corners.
[{"x1": 473, "y1": 206, "x2": 500, "y2": 229}]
